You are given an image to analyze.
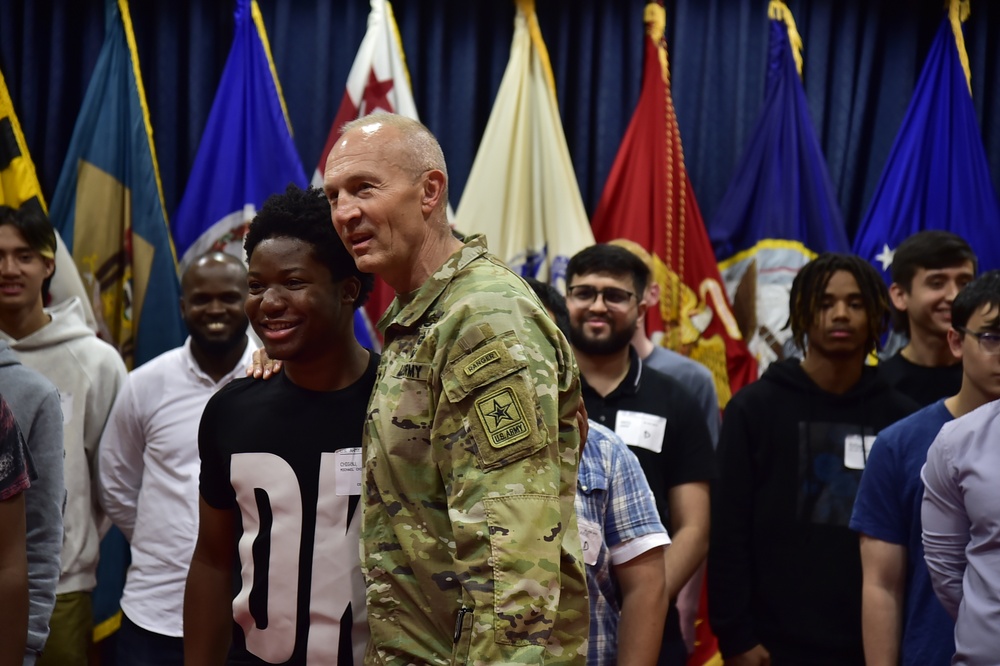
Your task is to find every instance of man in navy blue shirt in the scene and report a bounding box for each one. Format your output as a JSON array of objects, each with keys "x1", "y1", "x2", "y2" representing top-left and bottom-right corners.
[{"x1": 851, "y1": 269, "x2": 1000, "y2": 666}]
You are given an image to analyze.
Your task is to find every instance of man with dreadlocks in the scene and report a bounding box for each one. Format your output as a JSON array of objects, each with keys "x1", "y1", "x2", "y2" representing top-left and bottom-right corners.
[{"x1": 707, "y1": 253, "x2": 918, "y2": 666}]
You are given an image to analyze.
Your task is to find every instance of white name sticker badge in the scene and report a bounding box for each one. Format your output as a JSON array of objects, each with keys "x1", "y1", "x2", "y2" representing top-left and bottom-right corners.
[
  {"x1": 577, "y1": 517, "x2": 602, "y2": 566},
  {"x1": 615, "y1": 410, "x2": 667, "y2": 453},
  {"x1": 335, "y1": 447, "x2": 363, "y2": 496},
  {"x1": 844, "y1": 434, "x2": 877, "y2": 470}
]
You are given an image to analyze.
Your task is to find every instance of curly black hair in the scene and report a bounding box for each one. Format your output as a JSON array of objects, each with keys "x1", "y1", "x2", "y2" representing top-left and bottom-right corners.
[
  {"x1": 788, "y1": 253, "x2": 889, "y2": 355},
  {"x1": 244, "y1": 184, "x2": 373, "y2": 309}
]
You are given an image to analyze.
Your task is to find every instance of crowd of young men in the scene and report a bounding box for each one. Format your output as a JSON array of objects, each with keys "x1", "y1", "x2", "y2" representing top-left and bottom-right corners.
[{"x1": 1, "y1": 113, "x2": 997, "y2": 666}]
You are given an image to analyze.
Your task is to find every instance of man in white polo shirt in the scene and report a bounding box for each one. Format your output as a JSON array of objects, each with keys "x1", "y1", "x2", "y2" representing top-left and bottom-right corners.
[{"x1": 98, "y1": 252, "x2": 254, "y2": 663}]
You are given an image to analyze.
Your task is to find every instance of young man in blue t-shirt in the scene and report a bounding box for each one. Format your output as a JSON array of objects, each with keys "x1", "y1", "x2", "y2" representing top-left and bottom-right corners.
[{"x1": 851, "y1": 269, "x2": 1000, "y2": 666}]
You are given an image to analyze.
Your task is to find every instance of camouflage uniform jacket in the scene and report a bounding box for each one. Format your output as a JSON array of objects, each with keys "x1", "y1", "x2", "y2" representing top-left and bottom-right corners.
[{"x1": 362, "y1": 235, "x2": 589, "y2": 665}]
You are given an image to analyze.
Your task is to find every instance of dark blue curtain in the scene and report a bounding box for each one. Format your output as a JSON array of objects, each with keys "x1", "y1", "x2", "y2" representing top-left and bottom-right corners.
[{"x1": 2, "y1": 0, "x2": 998, "y2": 241}]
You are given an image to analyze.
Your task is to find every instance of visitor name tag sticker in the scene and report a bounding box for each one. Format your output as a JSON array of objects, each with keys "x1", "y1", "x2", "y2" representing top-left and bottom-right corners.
[
  {"x1": 844, "y1": 434, "x2": 877, "y2": 470},
  {"x1": 615, "y1": 410, "x2": 667, "y2": 453},
  {"x1": 335, "y1": 447, "x2": 362, "y2": 496},
  {"x1": 578, "y1": 517, "x2": 602, "y2": 566}
]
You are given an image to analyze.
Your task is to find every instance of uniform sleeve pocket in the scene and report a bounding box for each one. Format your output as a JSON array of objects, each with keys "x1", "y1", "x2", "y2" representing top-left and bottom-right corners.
[
  {"x1": 483, "y1": 494, "x2": 562, "y2": 647},
  {"x1": 442, "y1": 337, "x2": 545, "y2": 471}
]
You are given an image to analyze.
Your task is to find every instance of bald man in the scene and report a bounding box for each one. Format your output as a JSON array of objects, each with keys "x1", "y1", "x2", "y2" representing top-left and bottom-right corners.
[
  {"x1": 324, "y1": 113, "x2": 589, "y2": 665},
  {"x1": 98, "y1": 252, "x2": 255, "y2": 664}
]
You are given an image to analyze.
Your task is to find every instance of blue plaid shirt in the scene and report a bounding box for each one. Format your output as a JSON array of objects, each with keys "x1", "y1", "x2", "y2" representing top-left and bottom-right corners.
[{"x1": 576, "y1": 421, "x2": 669, "y2": 666}]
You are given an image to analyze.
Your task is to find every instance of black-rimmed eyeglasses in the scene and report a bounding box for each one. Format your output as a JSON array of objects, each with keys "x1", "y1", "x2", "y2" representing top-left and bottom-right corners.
[{"x1": 566, "y1": 285, "x2": 636, "y2": 308}]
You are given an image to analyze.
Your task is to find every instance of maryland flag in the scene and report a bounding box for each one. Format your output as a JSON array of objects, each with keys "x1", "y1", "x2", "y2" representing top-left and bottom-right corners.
[
  {"x1": 454, "y1": 0, "x2": 595, "y2": 294},
  {"x1": 0, "y1": 66, "x2": 98, "y2": 330},
  {"x1": 853, "y1": 0, "x2": 1000, "y2": 280},
  {"x1": 591, "y1": 2, "x2": 756, "y2": 411},
  {"x1": 49, "y1": 0, "x2": 184, "y2": 370},
  {"x1": 314, "y1": 0, "x2": 432, "y2": 347},
  {"x1": 710, "y1": 1, "x2": 850, "y2": 374}
]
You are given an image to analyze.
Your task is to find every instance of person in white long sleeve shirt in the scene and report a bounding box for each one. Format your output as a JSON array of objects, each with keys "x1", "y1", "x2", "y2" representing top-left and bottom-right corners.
[
  {"x1": 98, "y1": 252, "x2": 254, "y2": 664},
  {"x1": 921, "y1": 280, "x2": 1000, "y2": 666}
]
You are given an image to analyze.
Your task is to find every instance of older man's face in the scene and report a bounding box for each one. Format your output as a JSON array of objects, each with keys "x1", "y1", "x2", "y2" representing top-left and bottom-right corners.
[{"x1": 323, "y1": 123, "x2": 428, "y2": 287}]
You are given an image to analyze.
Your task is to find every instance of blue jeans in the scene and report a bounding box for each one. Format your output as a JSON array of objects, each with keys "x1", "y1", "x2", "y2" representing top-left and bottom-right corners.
[{"x1": 115, "y1": 614, "x2": 183, "y2": 666}]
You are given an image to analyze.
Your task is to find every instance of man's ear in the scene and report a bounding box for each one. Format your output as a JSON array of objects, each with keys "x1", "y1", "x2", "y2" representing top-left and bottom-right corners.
[
  {"x1": 646, "y1": 282, "x2": 660, "y2": 309},
  {"x1": 43, "y1": 257, "x2": 55, "y2": 279},
  {"x1": 888, "y1": 282, "x2": 909, "y2": 312},
  {"x1": 420, "y1": 170, "x2": 446, "y2": 215},
  {"x1": 342, "y1": 276, "x2": 361, "y2": 305},
  {"x1": 946, "y1": 326, "x2": 964, "y2": 361}
]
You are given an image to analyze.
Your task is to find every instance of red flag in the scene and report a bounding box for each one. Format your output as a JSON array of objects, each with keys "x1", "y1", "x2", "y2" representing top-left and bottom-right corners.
[
  {"x1": 312, "y1": 0, "x2": 424, "y2": 345},
  {"x1": 591, "y1": 3, "x2": 756, "y2": 410},
  {"x1": 591, "y1": 5, "x2": 756, "y2": 664}
]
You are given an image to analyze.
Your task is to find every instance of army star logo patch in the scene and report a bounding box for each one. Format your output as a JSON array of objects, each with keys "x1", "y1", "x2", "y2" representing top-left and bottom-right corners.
[{"x1": 475, "y1": 386, "x2": 531, "y2": 449}]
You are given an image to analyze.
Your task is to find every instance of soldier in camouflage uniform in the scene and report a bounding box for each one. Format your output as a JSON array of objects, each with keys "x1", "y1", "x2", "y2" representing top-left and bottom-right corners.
[{"x1": 324, "y1": 113, "x2": 589, "y2": 665}]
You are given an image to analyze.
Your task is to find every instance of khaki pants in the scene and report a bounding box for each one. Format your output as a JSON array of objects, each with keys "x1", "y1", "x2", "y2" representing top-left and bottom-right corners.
[{"x1": 38, "y1": 591, "x2": 92, "y2": 666}]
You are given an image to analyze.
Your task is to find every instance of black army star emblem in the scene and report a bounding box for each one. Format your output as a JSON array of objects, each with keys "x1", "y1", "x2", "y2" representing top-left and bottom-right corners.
[{"x1": 474, "y1": 386, "x2": 531, "y2": 448}]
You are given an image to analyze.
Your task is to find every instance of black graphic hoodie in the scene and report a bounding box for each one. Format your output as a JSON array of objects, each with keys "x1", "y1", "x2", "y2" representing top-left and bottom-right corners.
[{"x1": 708, "y1": 358, "x2": 918, "y2": 665}]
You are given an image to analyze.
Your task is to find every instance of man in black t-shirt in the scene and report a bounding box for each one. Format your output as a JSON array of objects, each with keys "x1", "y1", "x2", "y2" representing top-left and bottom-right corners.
[
  {"x1": 565, "y1": 244, "x2": 715, "y2": 666},
  {"x1": 880, "y1": 230, "x2": 976, "y2": 406},
  {"x1": 184, "y1": 185, "x2": 375, "y2": 666}
]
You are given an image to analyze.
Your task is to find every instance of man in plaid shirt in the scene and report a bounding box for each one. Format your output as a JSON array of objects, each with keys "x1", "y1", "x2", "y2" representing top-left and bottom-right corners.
[{"x1": 528, "y1": 278, "x2": 670, "y2": 666}]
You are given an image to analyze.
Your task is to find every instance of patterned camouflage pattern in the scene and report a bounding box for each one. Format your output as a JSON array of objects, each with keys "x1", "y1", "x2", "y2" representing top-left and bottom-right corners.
[{"x1": 362, "y1": 235, "x2": 589, "y2": 665}]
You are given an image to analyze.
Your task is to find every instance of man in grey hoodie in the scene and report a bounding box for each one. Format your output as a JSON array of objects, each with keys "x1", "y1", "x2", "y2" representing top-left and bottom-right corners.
[
  {"x1": 0, "y1": 343, "x2": 63, "y2": 666},
  {"x1": 0, "y1": 205, "x2": 125, "y2": 665}
]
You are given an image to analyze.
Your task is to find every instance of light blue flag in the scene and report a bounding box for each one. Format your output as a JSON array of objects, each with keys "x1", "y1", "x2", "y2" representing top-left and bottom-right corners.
[
  {"x1": 47, "y1": 0, "x2": 185, "y2": 644},
  {"x1": 711, "y1": 2, "x2": 850, "y2": 373},
  {"x1": 852, "y1": 7, "x2": 1000, "y2": 283},
  {"x1": 171, "y1": 0, "x2": 374, "y2": 349},
  {"x1": 49, "y1": 0, "x2": 185, "y2": 370}
]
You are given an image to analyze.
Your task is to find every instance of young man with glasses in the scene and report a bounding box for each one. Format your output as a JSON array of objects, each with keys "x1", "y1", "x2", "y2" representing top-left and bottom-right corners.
[
  {"x1": 868, "y1": 271, "x2": 1000, "y2": 666},
  {"x1": 852, "y1": 269, "x2": 1000, "y2": 666},
  {"x1": 565, "y1": 244, "x2": 715, "y2": 666}
]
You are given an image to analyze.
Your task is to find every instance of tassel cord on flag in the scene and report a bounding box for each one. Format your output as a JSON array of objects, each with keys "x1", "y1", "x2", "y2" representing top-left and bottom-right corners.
[
  {"x1": 767, "y1": 1, "x2": 803, "y2": 78},
  {"x1": 516, "y1": 0, "x2": 558, "y2": 102},
  {"x1": 117, "y1": 0, "x2": 176, "y2": 265},
  {"x1": 250, "y1": 0, "x2": 295, "y2": 135},
  {"x1": 947, "y1": 0, "x2": 972, "y2": 96}
]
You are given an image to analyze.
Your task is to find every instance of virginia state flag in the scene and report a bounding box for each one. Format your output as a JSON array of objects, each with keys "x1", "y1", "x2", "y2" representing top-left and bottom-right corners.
[
  {"x1": 172, "y1": 0, "x2": 307, "y2": 269},
  {"x1": 852, "y1": 0, "x2": 1000, "y2": 281},
  {"x1": 453, "y1": 0, "x2": 595, "y2": 294},
  {"x1": 49, "y1": 0, "x2": 184, "y2": 371},
  {"x1": 0, "y1": 66, "x2": 98, "y2": 331},
  {"x1": 711, "y1": 1, "x2": 849, "y2": 373},
  {"x1": 592, "y1": 2, "x2": 756, "y2": 410},
  {"x1": 313, "y1": 0, "x2": 430, "y2": 348}
]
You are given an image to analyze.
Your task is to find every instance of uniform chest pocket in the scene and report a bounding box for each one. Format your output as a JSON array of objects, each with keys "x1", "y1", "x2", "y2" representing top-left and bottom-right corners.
[
  {"x1": 442, "y1": 338, "x2": 544, "y2": 471},
  {"x1": 379, "y1": 360, "x2": 433, "y2": 464}
]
